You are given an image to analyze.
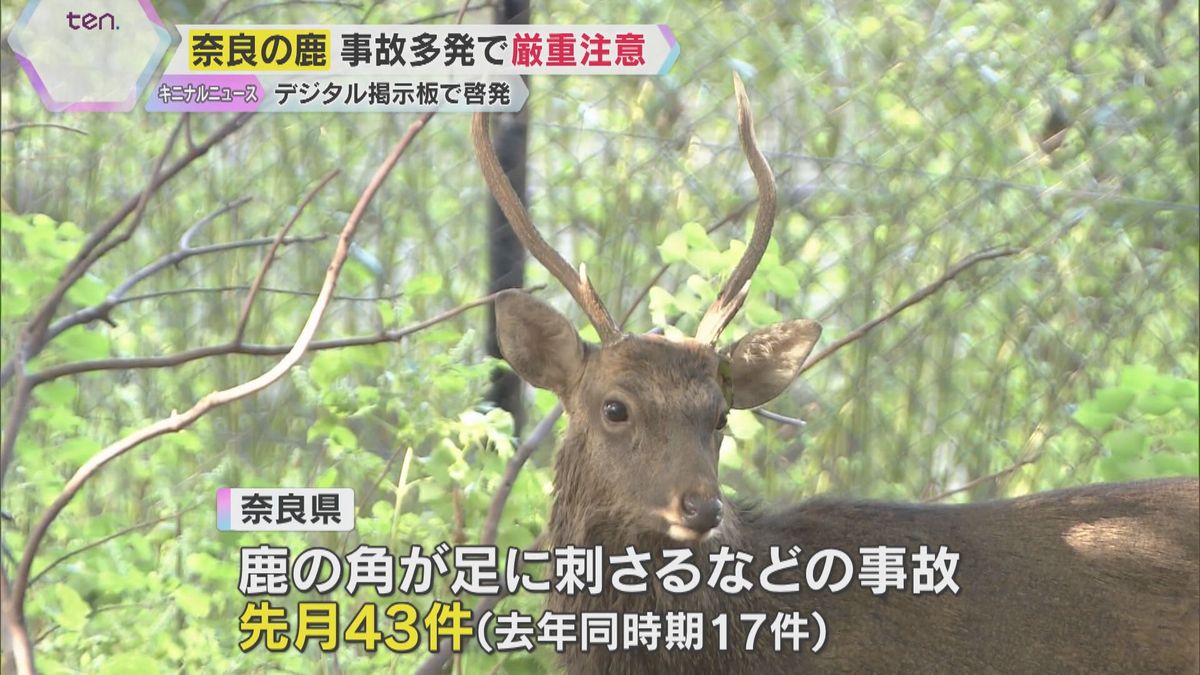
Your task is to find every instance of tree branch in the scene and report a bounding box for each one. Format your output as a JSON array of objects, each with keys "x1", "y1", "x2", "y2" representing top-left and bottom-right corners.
[
  {"x1": 415, "y1": 405, "x2": 563, "y2": 675},
  {"x1": 799, "y1": 246, "x2": 1023, "y2": 375},
  {"x1": 0, "y1": 113, "x2": 254, "y2": 390},
  {"x1": 923, "y1": 452, "x2": 1044, "y2": 503},
  {"x1": 40, "y1": 198, "x2": 275, "y2": 340},
  {"x1": 5, "y1": 109, "x2": 429, "y2": 674},
  {"x1": 235, "y1": 170, "x2": 340, "y2": 343},
  {"x1": 0, "y1": 123, "x2": 88, "y2": 135},
  {"x1": 28, "y1": 504, "x2": 201, "y2": 588},
  {"x1": 27, "y1": 286, "x2": 540, "y2": 385},
  {"x1": 119, "y1": 285, "x2": 405, "y2": 305}
]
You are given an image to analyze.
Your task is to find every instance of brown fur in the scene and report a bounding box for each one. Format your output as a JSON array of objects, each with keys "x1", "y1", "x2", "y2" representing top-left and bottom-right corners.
[{"x1": 495, "y1": 291, "x2": 1200, "y2": 674}]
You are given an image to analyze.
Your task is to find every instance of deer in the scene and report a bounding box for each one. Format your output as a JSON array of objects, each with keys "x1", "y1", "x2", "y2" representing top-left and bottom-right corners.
[{"x1": 470, "y1": 75, "x2": 1200, "y2": 674}]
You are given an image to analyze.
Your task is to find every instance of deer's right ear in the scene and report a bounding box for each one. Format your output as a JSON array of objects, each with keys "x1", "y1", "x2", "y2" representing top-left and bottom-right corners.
[{"x1": 495, "y1": 290, "x2": 586, "y2": 395}]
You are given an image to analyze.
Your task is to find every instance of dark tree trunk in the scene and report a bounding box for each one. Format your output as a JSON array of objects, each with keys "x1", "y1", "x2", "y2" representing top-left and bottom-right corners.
[{"x1": 484, "y1": 0, "x2": 532, "y2": 433}]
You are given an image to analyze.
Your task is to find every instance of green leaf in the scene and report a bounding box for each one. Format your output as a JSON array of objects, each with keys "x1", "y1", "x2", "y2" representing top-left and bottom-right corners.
[
  {"x1": 56, "y1": 326, "x2": 111, "y2": 361},
  {"x1": 1097, "y1": 456, "x2": 1131, "y2": 482},
  {"x1": 405, "y1": 272, "x2": 443, "y2": 297},
  {"x1": 98, "y1": 654, "x2": 164, "y2": 675},
  {"x1": 681, "y1": 221, "x2": 717, "y2": 251},
  {"x1": 377, "y1": 299, "x2": 396, "y2": 327},
  {"x1": 1151, "y1": 454, "x2": 1189, "y2": 476},
  {"x1": 1164, "y1": 431, "x2": 1199, "y2": 456},
  {"x1": 684, "y1": 274, "x2": 714, "y2": 299},
  {"x1": 1091, "y1": 387, "x2": 1134, "y2": 414},
  {"x1": 315, "y1": 465, "x2": 340, "y2": 489},
  {"x1": 726, "y1": 409, "x2": 763, "y2": 440},
  {"x1": 65, "y1": 274, "x2": 108, "y2": 307},
  {"x1": 1119, "y1": 365, "x2": 1157, "y2": 391},
  {"x1": 329, "y1": 425, "x2": 358, "y2": 450},
  {"x1": 658, "y1": 230, "x2": 687, "y2": 263},
  {"x1": 687, "y1": 249, "x2": 727, "y2": 276},
  {"x1": 48, "y1": 583, "x2": 90, "y2": 632},
  {"x1": 1135, "y1": 393, "x2": 1176, "y2": 416},
  {"x1": 763, "y1": 265, "x2": 801, "y2": 297},
  {"x1": 647, "y1": 286, "x2": 675, "y2": 319},
  {"x1": 744, "y1": 298, "x2": 782, "y2": 326},
  {"x1": 59, "y1": 437, "x2": 100, "y2": 464},
  {"x1": 1073, "y1": 403, "x2": 1115, "y2": 432},
  {"x1": 1102, "y1": 428, "x2": 1147, "y2": 459},
  {"x1": 1180, "y1": 397, "x2": 1199, "y2": 420},
  {"x1": 33, "y1": 380, "x2": 77, "y2": 406},
  {"x1": 174, "y1": 586, "x2": 212, "y2": 618},
  {"x1": 1160, "y1": 376, "x2": 1199, "y2": 400}
]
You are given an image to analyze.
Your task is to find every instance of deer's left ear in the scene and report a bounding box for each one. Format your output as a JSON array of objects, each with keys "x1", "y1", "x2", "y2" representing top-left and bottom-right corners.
[{"x1": 726, "y1": 320, "x2": 822, "y2": 409}]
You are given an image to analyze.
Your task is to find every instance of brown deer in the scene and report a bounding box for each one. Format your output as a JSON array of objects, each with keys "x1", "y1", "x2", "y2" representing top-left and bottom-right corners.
[{"x1": 471, "y1": 75, "x2": 1200, "y2": 674}]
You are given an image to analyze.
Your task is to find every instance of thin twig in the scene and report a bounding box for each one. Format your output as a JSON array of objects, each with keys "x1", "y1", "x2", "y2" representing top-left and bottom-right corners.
[
  {"x1": 43, "y1": 232, "x2": 325, "y2": 341},
  {"x1": 479, "y1": 406, "x2": 563, "y2": 547},
  {"x1": 0, "y1": 113, "x2": 254, "y2": 390},
  {"x1": 618, "y1": 198, "x2": 756, "y2": 329},
  {"x1": 28, "y1": 504, "x2": 201, "y2": 588},
  {"x1": 235, "y1": 170, "x2": 340, "y2": 343},
  {"x1": 6, "y1": 106, "x2": 434, "y2": 671},
  {"x1": 28, "y1": 286, "x2": 541, "y2": 385},
  {"x1": 799, "y1": 246, "x2": 1023, "y2": 374},
  {"x1": 923, "y1": 453, "x2": 1044, "y2": 503},
  {"x1": 180, "y1": 197, "x2": 252, "y2": 250},
  {"x1": 0, "y1": 123, "x2": 88, "y2": 135},
  {"x1": 119, "y1": 285, "x2": 405, "y2": 305}
]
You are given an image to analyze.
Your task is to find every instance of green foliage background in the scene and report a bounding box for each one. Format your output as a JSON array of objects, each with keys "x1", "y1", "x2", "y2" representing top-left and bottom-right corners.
[{"x1": 1, "y1": 0, "x2": 1197, "y2": 672}]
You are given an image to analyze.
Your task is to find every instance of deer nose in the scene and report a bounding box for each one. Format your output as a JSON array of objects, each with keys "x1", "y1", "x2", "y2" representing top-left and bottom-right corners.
[{"x1": 681, "y1": 493, "x2": 723, "y2": 533}]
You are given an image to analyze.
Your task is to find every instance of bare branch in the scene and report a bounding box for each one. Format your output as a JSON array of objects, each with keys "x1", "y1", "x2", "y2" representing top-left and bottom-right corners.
[
  {"x1": 8, "y1": 106, "x2": 436, "y2": 659},
  {"x1": 119, "y1": 285, "x2": 405, "y2": 305},
  {"x1": 180, "y1": 197, "x2": 252, "y2": 250},
  {"x1": 480, "y1": 405, "x2": 563, "y2": 546},
  {"x1": 235, "y1": 170, "x2": 340, "y2": 343},
  {"x1": 923, "y1": 453, "x2": 1044, "y2": 503},
  {"x1": 0, "y1": 123, "x2": 87, "y2": 135},
  {"x1": 415, "y1": 405, "x2": 561, "y2": 675},
  {"x1": 1, "y1": 113, "x2": 255, "y2": 390},
  {"x1": 799, "y1": 246, "x2": 1023, "y2": 375},
  {"x1": 43, "y1": 231, "x2": 325, "y2": 342},
  {"x1": 27, "y1": 286, "x2": 542, "y2": 385},
  {"x1": 28, "y1": 504, "x2": 201, "y2": 588},
  {"x1": 0, "y1": 379, "x2": 33, "y2": 495}
]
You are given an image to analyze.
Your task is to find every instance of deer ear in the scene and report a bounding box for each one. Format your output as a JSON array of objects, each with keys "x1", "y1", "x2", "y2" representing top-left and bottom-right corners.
[
  {"x1": 495, "y1": 290, "x2": 586, "y2": 395},
  {"x1": 727, "y1": 320, "x2": 822, "y2": 409}
]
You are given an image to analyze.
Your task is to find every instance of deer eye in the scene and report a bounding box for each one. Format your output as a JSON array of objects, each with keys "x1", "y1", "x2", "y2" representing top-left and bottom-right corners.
[
  {"x1": 716, "y1": 412, "x2": 729, "y2": 430},
  {"x1": 603, "y1": 400, "x2": 629, "y2": 423}
]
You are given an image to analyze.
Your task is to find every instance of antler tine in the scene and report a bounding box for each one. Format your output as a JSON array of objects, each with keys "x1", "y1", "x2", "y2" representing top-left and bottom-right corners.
[
  {"x1": 472, "y1": 112, "x2": 623, "y2": 343},
  {"x1": 694, "y1": 73, "x2": 778, "y2": 345}
]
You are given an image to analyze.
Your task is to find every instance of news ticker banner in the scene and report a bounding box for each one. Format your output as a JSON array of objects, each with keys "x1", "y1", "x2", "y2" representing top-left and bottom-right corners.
[
  {"x1": 217, "y1": 487, "x2": 355, "y2": 531},
  {"x1": 4, "y1": 0, "x2": 679, "y2": 113},
  {"x1": 214, "y1": 488, "x2": 961, "y2": 655}
]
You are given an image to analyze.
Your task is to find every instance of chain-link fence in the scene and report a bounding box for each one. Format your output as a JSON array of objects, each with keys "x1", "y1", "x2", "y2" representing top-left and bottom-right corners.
[{"x1": 461, "y1": 1, "x2": 1200, "y2": 503}]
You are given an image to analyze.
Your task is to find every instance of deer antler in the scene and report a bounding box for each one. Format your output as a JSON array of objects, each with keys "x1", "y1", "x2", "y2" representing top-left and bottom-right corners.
[
  {"x1": 472, "y1": 112, "x2": 623, "y2": 344},
  {"x1": 694, "y1": 73, "x2": 778, "y2": 345}
]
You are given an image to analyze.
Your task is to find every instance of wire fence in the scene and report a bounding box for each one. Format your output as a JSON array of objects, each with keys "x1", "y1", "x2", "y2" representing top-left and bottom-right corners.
[{"x1": 472, "y1": 0, "x2": 1200, "y2": 501}]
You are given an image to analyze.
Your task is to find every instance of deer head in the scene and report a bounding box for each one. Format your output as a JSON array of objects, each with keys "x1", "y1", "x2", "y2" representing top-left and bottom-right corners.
[{"x1": 473, "y1": 75, "x2": 820, "y2": 545}]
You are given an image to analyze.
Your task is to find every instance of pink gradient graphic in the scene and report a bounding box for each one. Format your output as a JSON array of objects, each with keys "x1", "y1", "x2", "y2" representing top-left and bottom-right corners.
[{"x1": 216, "y1": 488, "x2": 231, "y2": 531}]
